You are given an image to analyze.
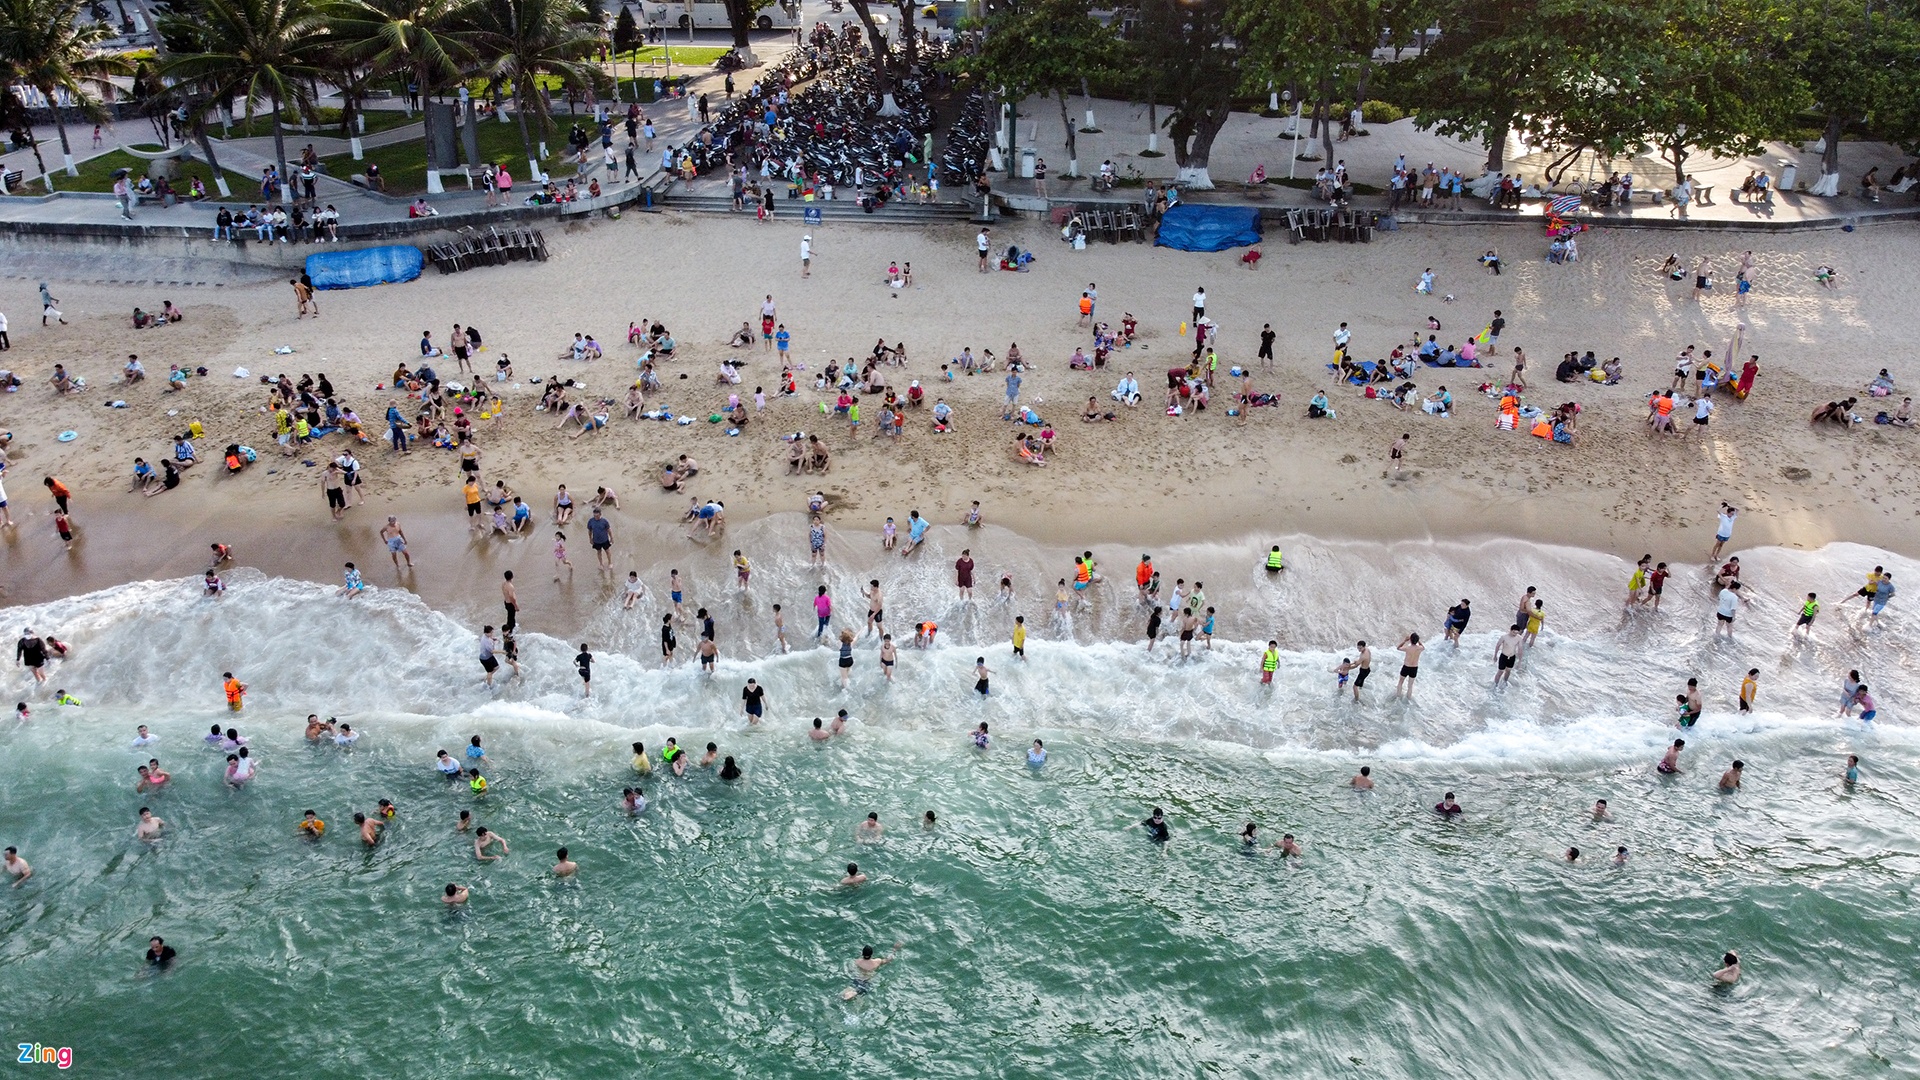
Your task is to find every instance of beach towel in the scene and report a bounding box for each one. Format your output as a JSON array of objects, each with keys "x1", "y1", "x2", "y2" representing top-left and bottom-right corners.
[{"x1": 1326, "y1": 361, "x2": 1377, "y2": 385}]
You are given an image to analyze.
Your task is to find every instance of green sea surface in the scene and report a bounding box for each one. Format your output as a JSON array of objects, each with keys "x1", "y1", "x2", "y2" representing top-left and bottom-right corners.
[{"x1": 2, "y1": 712, "x2": 1912, "y2": 1079}]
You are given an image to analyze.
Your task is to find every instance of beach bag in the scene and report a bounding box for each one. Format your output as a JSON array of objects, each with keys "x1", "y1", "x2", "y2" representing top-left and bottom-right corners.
[{"x1": 1530, "y1": 420, "x2": 1553, "y2": 438}]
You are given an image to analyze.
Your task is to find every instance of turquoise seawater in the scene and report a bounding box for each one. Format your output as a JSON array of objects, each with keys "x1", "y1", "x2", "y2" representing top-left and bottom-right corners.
[{"x1": 1, "y1": 539, "x2": 1915, "y2": 1078}]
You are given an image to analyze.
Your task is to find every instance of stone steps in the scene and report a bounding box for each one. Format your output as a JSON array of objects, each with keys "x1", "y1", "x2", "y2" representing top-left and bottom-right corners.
[{"x1": 654, "y1": 191, "x2": 980, "y2": 224}]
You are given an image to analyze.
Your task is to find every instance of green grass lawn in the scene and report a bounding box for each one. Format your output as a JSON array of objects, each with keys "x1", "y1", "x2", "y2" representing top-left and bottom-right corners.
[
  {"x1": 48, "y1": 148, "x2": 221, "y2": 194},
  {"x1": 318, "y1": 119, "x2": 571, "y2": 195},
  {"x1": 610, "y1": 44, "x2": 730, "y2": 67},
  {"x1": 224, "y1": 108, "x2": 417, "y2": 140}
]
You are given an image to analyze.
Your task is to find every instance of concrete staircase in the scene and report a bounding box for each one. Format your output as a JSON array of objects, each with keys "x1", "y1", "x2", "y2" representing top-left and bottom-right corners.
[{"x1": 653, "y1": 191, "x2": 982, "y2": 225}]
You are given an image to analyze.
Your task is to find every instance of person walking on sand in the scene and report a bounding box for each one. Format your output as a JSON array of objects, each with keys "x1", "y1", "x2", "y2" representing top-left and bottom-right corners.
[
  {"x1": 1388, "y1": 433, "x2": 1409, "y2": 478},
  {"x1": 381, "y1": 516, "x2": 414, "y2": 570},
  {"x1": 800, "y1": 233, "x2": 813, "y2": 277}
]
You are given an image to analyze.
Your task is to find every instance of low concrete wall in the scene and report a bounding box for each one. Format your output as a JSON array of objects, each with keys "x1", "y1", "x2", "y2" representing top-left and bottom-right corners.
[{"x1": 0, "y1": 201, "x2": 566, "y2": 269}]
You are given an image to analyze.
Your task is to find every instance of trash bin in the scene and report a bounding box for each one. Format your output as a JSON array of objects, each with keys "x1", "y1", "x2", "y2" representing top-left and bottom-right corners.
[
  {"x1": 1018, "y1": 148, "x2": 1036, "y2": 179},
  {"x1": 1778, "y1": 161, "x2": 1797, "y2": 192}
]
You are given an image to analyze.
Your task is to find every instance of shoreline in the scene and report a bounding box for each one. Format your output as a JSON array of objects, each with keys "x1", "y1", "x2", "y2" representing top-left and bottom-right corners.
[{"x1": 3, "y1": 486, "x2": 1909, "y2": 653}]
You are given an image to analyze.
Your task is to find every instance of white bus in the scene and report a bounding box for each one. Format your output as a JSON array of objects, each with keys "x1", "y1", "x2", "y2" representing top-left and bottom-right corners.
[{"x1": 646, "y1": 0, "x2": 798, "y2": 31}]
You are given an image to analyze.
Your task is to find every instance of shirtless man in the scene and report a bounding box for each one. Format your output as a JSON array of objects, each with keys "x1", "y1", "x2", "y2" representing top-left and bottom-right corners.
[
  {"x1": 1493, "y1": 624, "x2": 1524, "y2": 686},
  {"x1": 553, "y1": 847, "x2": 578, "y2": 877},
  {"x1": 841, "y1": 944, "x2": 900, "y2": 1000},
  {"x1": 501, "y1": 571, "x2": 519, "y2": 633},
  {"x1": 443, "y1": 882, "x2": 471, "y2": 906},
  {"x1": 1396, "y1": 633, "x2": 1425, "y2": 697},
  {"x1": 135, "y1": 807, "x2": 166, "y2": 840},
  {"x1": 1713, "y1": 951, "x2": 1741, "y2": 984},
  {"x1": 474, "y1": 826, "x2": 509, "y2": 861},
  {"x1": 810, "y1": 717, "x2": 832, "y2": 741},
  {"x1": 4, "y1": 846, "x2": 30, "y2": 887},
  {"x1": 1351, "y1": 640, "x2": 1372, "y2": 701},
  {"x1": 862, "y1": 579, "x2": 885, "y2": 636},
  {"x1": 840, "y1": 862, "x2": 868, "y2": 887},
  {"x1": 1350, "y1": 765, "x2": 1374, "y2": 790},
  {"x1": 1658, "y1": 739, "x2": 1685, "y2": 775},
  {"x1": 1718, "y1": 759, "x2": 1744, "y2": 792},
  {"x1": 357, "y1": 812, "x2": 382, "y2": 846},
  {"x1": 856, "y1": 812, "x2": 883, "y2": 841},
  {"x1": 380, "y1": 516, "x2": 414, "y2": 569}
]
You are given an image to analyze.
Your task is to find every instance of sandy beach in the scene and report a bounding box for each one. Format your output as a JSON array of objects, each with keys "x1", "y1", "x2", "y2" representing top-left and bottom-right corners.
[{"x1": 3, "y1": 212, "x2": 1918, "y2": 629}]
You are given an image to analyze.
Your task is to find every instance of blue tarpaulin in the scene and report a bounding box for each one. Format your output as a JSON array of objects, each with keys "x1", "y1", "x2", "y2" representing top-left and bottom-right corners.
[
  {"x1": 305, "y1": 245, "x2": 424, "y2": 290},
  {"x1": 1152, "y1": 205, "x2": 1262, "y2": 252}
]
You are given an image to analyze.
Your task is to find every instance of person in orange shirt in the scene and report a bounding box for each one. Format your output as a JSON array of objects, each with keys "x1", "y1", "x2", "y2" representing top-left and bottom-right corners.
[
  {"x1": 1648, "y1": 391, "x2": 1676, "y2": 435},
  {"x1": 222, "y1": 671, "x2": 246, "y2": 712},
  {"x1": 1077, "y1": 292, "x2": 1093, "y2": 327},
  {"x1": 43, "y1": 476, "x2": 72, "y2": 515},
  {"x1": 1135, "y1": 554, "x2": 1154, "y2": 601}
]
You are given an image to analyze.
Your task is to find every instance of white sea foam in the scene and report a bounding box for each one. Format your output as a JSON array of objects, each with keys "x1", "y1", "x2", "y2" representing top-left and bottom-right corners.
[{"x1": 4, "y1": 537, "x2": 1909, "y2": 768}]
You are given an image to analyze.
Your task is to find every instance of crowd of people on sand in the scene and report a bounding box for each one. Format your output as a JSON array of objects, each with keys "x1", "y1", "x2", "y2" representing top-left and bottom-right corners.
[{"x1": 6, "y1": 498, "x2": 1888, "y2": 993}]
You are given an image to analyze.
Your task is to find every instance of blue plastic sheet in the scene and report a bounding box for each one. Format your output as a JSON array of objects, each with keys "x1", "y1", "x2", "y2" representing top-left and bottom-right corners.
[
  {"x1": 305, "y1": 245, "x2": 424, "y2": 290},
  {"x1": 1153, "y1": 205, "x2": 1263, "y2": 252}
]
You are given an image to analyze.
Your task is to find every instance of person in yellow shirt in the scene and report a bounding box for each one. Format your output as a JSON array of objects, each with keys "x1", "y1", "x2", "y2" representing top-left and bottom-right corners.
[
  {"x1": 1011, "y1": 616, "x2": 1027, "y2": 660},
  {"x1": 1738, "y1": 668, "x2": 1759, "y2": 713},
  {"x1": 631, "y1": 741, "x2": 652, "y2": 775},
  {"x1": 297, "y1": 810, "x2": 325, "y2": 838},
  {"x1": 463, "y1": 477, "x2": 484, "y2": 530}
]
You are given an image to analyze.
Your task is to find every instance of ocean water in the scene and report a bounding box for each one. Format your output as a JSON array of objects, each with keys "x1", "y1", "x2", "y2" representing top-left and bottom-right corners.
[{"x1": 1, "y1": 538, "x2": 1915, "y2": 1078}]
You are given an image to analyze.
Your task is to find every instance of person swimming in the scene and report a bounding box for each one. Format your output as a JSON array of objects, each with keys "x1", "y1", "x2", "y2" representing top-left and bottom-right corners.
[
  {"x1": 1658, "y1": 739, "x2": 1685, "y2": 774},
  {"x1": 1026, "y1": 739, "x2": 1047, "y2": 767}
]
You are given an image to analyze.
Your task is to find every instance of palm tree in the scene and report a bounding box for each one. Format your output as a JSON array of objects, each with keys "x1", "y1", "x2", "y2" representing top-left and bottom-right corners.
[
  {"x1": 477, "y1": 0, "x2": 599, "y2": 180},
  {"x1": 327, "y1": 0, "x2": 480, "y2": 190},
  {"x1": 159, "y1": 0, "x2": 327, "y2": 188},
  {"x1": 0, "y1": 0, "x2": 132, "y2": 188}
]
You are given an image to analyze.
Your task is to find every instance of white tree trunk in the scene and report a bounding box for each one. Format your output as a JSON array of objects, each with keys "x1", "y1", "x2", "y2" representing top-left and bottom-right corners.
[
  {"x1": 1177, "y1": 165, "x2": 1213, "y2": 189},
  {"x1": 877, "y1": 93, "x2": 902, "y2": 117},
  {"x1": 1810, "y1": 171, "x2": 1840, "y2": 197}
]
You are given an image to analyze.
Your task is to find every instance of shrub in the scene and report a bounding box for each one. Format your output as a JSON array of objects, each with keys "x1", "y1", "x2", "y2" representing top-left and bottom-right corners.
[{"x1": 1361, "y1": 100, "x2": 1405, "y2": 125}]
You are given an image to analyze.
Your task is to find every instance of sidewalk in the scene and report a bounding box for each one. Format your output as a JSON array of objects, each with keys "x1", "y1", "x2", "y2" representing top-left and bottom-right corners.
[{"x1": 998, "y1": 96, "x2": 1920, "y2": 231}]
